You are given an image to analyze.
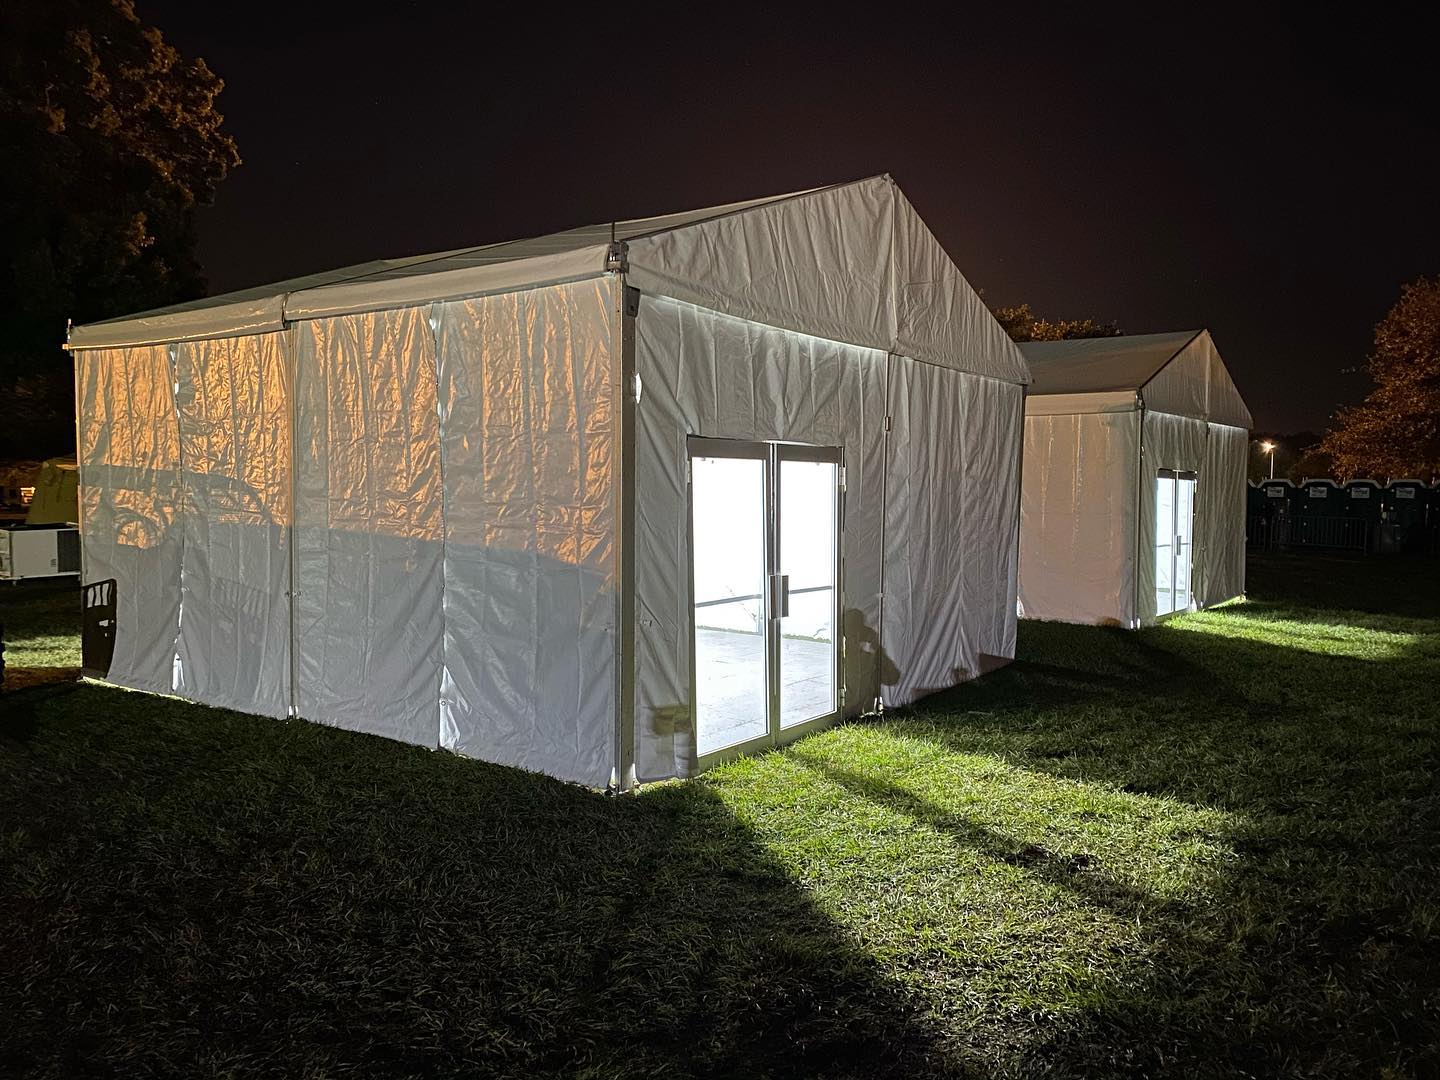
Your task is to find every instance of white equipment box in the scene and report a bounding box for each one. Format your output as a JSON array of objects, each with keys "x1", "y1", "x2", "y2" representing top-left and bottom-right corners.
[{"x1": 0, "y1": 525, "x2": 81, "y2": 583}]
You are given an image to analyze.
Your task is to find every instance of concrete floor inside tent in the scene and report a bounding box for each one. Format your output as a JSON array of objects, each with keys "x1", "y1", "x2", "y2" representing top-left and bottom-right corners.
[{"x1": 694, "y1": 628, "x2": 834, "y2": 754}]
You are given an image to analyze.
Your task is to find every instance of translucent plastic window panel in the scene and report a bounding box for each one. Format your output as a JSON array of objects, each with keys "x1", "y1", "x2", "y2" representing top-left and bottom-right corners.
[
  {"x1": 1175, "y1": 477, "x2": 1196, "y2": 611},
  {"x1": 779, "y1": 458, "x2": 838, "y2": 727},
  {"x1": 1155, "y1": 474, "x2": 1175, "y2": 616},
  {"x1": 692, "y1": 455, "x2": 768, "y2": 755}
]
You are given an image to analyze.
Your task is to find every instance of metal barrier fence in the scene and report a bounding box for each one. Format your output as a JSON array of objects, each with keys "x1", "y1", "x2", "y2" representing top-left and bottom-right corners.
[{"x1": 1247, "y1": 513, "x2": 1373, "y2": 553}]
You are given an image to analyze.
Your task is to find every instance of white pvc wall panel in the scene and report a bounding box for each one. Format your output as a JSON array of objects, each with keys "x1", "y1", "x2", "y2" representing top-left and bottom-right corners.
[
  {"x1": 1196, "y1": 423, "x2": 1249, "y2": 609},
  {"x1": 1025, "y1": 391, "x2": 1136, "y2": 416},
  {"x1": 958, "y1": 373, "x2": 1025, "y2": 666},
  {"x1": 293, "y1": 308, "x2": 443, "y2": 746},
  {"x1": 632, "y1": 296, "x2": 887, "y2": 781},
  {"x1": 1142, "y1": 332, "x2": 1253, "y2": 430},
  {"x1": 1019, "y1": 410, "x2": 1140, "y2": 627},
  {"x1": 891, "y1": 188, "x2": 1030, "y2": 384},
  {"x1": 883, "y1": 360, "x2": 1023, "y2": 705},
  {"x1": 626, "y1": 180, "x2": 894, "y2": 357},
  {"x1": 626, "y1": 176, "x2": 1029, "y2": 385},
  {"x1": 1139, "y1": 335, "x2": 1210, "y2": 421},
  {"x1": 1204, "y1": 354, "x2": 1254, "y2": 430},
  {"x1": 172, "y1": 334, "x2": 292, "y2": 716},
  {"x1": 76, "y1": 345, "x2": 182, "y2": 694},
  {"x1": 434, "y1": 279, "x2": 617, "y2": 786}
]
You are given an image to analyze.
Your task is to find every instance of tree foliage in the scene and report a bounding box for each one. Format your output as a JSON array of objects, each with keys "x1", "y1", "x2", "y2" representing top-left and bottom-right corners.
[
  {"x1": 1321, "y1": 276, "x2": 1440, "y2": 480},
  {"x1": 989, "y1": 302, "x2": 1122, "y2": 343},
  {"x1": 0, "y1": 0, "x2": 239, "y2": 455}
]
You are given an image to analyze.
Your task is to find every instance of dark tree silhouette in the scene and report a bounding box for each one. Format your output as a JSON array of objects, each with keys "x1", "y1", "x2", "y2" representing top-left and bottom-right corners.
[
  {"x1": 988, "y1": 302, "x2": 1121, "y2": 343},
  {"x1": 0, "y1": 0, "x2": 239, "y2": 456}
]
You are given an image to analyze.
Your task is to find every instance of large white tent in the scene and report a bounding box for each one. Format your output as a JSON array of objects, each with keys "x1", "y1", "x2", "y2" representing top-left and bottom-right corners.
[
  {"x1": 68, "y1": 174, "x2": 1030, "y2": 787},
  {"x1": 1018, "y1": 330, "x2": 1252, "y2": 627}
]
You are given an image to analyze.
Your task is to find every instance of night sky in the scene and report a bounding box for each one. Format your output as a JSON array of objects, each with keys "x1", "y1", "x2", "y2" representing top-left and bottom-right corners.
[{"x1": 142, "y1": 3, "x2": 1438, "y2": 433}]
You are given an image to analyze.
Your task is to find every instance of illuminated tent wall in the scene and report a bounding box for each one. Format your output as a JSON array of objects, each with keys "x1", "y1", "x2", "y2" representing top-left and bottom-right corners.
[
  {"x1": 1017, "y1": 330, "x2": 1252, "y2": 627},
  {"x1": 68, "y1": 174, "x2": 1030, "y2": 787}
]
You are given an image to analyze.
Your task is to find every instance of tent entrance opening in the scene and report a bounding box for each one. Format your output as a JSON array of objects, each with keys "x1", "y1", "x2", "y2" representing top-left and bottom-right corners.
[
  {"x1": 1155, "y1": 469, "x2": 1196, "y2": 616},
  {"x1": 689, "y1": 438, "x2": 842, "y2": 760}
]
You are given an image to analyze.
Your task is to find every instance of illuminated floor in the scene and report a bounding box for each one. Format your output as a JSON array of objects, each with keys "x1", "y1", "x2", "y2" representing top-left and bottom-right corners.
[{"x1": 695, "y1": 628, "x2": 834, "y2": 755}]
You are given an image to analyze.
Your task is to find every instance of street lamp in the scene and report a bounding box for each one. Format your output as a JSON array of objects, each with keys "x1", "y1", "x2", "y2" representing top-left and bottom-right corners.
[{"x1": 1260, "y1": 440, "x2": 1277, "y2": 479}]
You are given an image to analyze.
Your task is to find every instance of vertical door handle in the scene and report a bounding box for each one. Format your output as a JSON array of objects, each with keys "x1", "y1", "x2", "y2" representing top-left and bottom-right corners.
[{"x1": 769, "y1": 574, "x2": 790, "y2": 619}]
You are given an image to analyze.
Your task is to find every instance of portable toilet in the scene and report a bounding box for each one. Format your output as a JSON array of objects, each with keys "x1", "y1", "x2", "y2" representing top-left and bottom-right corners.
[
  {"x1": 1430, "y1": 483, "x2": 1440, "y2": 554},
  {"x1": 1385, "y1": 480, "x2": 1430, "y2": 553},
  {"x1": 1249, "y1": 478, "x2": 1293, "y2": 549},
  {"x1": 1340, "y1": 479, "x2": 1383, "y2": 551},
  {"x1": 1341, "y1": 479, "x2": 1382, "y2": 513},
  {"x1": 1290, "y1": 479, "x2": 1357, "y2": 550},
  {"x1": 1246, "y1": 480, "x2": 1266, "y2": 518},
  {"x1": 1259, "y1": 478, "x2": 1295, "y2": 511},
  {"x1": 1295, "y1": 478, "x2": 1340, "y2": 513}
]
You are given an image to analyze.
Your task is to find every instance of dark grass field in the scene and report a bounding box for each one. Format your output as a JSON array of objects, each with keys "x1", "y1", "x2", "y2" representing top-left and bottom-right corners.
[{"x1": 1, "y1": 552, "x2": 1437, "y2": 1078}]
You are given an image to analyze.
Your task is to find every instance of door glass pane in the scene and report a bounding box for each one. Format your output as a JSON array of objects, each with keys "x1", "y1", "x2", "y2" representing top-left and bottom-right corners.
[
  {"x1": 1155, "y1": 475, "x2": 1175, "y2": 616},
  {"x1": 1175, "y1": 477, "x2": 1195, "y2": 611},
  {"x1": 779, "y1": 458, "x2": 837, "y2": 727},
  {"x1": 692, "y1": 454, "x2": 768, "y2": 755}
]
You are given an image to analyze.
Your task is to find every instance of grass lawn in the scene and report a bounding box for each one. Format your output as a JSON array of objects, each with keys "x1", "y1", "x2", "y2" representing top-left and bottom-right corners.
[{"x1": 1, "y1": 552, "x2": 1437, "y2": 1078}]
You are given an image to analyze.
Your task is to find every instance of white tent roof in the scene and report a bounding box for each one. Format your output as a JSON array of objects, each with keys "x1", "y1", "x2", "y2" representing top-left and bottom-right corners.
[
  {"x1": 1020, "y1": 329, "x2": 1251, "y2": 427},
  {"x1": 69, "y1": 175, "x2": 1028, "y2": 384}
]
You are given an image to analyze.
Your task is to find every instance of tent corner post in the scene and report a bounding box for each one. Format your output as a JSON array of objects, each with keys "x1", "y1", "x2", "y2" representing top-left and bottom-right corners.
[
  {"x1": 1010, "y1": 382, "x2": 1027, "y2": 654},
  {"x1": 613, "y1": 268, "x2": 638, "y2": 792},
  {"x1": 70, "y1": 338, "x2": 86, "y2": 585},
  {"x1": 285, "y1": 324, "x2": 301, "y2": 721},
  {"x1": 1133, "y1": 398, "x2": 1146, "y2": 629},
  {"x1": 877, "y1": 352, "x2": 896, "y2": 712}
]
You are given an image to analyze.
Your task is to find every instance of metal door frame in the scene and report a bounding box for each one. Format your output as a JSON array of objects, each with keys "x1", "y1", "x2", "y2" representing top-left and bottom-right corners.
[
  {"x1": 687, "y1": 436, "x2": 844, "y2": 770},
  {"x1": 1155, "y1": 468, "x2": 1199, "y2": 619}
]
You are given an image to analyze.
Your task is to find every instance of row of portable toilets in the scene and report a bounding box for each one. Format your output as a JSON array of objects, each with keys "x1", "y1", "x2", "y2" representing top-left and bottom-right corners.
[{"x1": 1247, "y1": 478, "x2": 1439, "y2": 554}]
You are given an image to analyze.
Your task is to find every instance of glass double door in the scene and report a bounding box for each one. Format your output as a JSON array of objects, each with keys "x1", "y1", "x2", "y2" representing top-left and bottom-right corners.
[
  {"x1": 1155, "y1": 469, "x2": 1197, "y2": 616},
  {"x1": 688, "y1": 437, "x2": 842, "y2": 760}
]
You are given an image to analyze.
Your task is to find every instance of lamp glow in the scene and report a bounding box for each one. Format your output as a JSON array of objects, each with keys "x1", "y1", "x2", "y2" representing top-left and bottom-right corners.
[{"x1": 1261, "y1": 440, "x2": 1278, "y2": 479}]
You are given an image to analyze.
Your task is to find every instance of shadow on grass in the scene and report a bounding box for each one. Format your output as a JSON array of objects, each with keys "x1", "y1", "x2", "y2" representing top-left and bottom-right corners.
[
  {"x1": 789, "y1": 750, "x2": 1159, "y2": 916},
  {"x1": 879, "y1": 554, "x2": 1440, "y2": 1075},
  {"x1": 0, "y1": 685, "x2": 968, "y2": 1079}
]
